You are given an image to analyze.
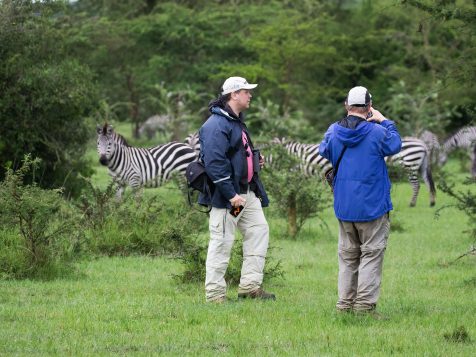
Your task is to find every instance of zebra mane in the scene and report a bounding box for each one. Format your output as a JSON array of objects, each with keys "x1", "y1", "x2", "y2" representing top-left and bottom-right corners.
[
  {"x1": 114, "y1": 132, "x2": 130, "y2": 147},
  {"x1": 101, "y1": 122, "x2": 130, "y2": 147}
]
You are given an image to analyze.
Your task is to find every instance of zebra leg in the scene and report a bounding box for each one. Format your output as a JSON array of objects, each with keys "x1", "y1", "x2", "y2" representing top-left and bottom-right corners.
[
  {"x1": 115, "y1": 185, "x2": 126, "y2": 201},
  {"x1": 420, "y1": 154, "x2": 436, "y2": 206},
  {"x1": 408, "y1": 171, "x2": 420, "y2": 207}
]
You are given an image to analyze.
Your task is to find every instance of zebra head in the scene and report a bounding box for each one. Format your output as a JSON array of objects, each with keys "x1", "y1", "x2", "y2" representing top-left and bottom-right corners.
[{"x1": 96, "y1": 123, "x2": 115, "y2": 166}]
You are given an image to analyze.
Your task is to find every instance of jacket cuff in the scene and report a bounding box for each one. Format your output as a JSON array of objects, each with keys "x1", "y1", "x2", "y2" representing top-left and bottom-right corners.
[{"x1": 215, "y1": 181, "x2": 236, "y2": 201}]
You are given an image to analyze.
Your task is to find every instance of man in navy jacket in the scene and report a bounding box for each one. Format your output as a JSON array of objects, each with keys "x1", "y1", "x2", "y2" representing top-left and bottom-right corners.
[
  {"x1": 319, "y1": 86, "x2": 401, "y2": 315},
  {"x1": 199, "y1": 76, "x2": 275, "y2": 303}
]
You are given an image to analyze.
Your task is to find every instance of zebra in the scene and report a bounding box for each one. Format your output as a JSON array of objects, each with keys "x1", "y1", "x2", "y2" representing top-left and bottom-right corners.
[
  {"x1": 138, "y1": 114, "x2": 170, "y2": 139},
  {"x1": 96, "y1": 123, "x2": 197, "y2": 198},
  {"x1": 388, "y1": 137, "x2": 436, "y2": 206},
  {"x1": 439, "y1": 126, "x2": 476, "y2": 177},
  {"x1": 418, "y1": 129, "x2": 441, "y2": 165},
  {"x1": 269, "y1": 137, "x2": 331, "y2": 177},
  {"x1": 272, "y1": 137, "x2": 436, "y2": 207},
  {"x1": 183, "y1": 132, "x2": 200, "y2": 157}
]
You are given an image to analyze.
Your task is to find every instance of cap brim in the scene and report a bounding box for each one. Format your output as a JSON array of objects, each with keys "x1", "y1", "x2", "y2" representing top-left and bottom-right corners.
[{"x1": 222, "y1": 83, "x2": 258, "y2": 95}]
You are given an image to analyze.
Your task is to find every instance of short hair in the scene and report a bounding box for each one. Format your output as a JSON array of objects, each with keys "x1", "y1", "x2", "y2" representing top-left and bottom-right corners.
[{"x1": 345, "y1": 103, "x2": 370, "y2": 114}]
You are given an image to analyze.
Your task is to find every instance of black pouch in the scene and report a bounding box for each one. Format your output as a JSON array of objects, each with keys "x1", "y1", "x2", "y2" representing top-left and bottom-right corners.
[
  {"x1": 185, "y1": 161, "x2": 213, "y2": 213},
  {"x1": 186, "y1": 161, "x2": 210, "y2": 193},
  {"x1": 252, "y1": 149, "x2": 261, "y2": 174}
]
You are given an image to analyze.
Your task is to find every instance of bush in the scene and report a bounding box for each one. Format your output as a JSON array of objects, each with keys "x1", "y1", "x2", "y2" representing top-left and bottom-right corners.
[
  {"x1": 262, "y1": 145, "x2": 332, "y2": 239},
  {"x1": 0, "y1": 155, "x2": 81, "y2": 279},
  {"x1": 174, "y1": 236, "x2": 284, "y2": 286},
  {"x1": 437, "y1": 175, "x2": 476, "y2": 261},
  {"x1": 78, "y1": 181, "x2": 208, "y2": 257}
]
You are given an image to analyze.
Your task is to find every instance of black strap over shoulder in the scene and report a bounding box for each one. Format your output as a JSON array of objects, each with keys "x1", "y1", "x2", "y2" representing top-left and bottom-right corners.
[{"x1": 334, "y1": 145, "x2": 347, "y2": 177}]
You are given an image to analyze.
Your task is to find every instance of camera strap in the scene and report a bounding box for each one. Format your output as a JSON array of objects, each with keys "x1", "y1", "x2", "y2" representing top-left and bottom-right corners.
[{"x1": 334, "y1": 145, "x2": 347, "y2": 178}]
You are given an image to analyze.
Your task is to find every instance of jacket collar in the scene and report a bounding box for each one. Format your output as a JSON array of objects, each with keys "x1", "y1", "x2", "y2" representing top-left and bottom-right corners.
[{"x1": 211, "y1": 106, "x2": 244, "y2": 122}]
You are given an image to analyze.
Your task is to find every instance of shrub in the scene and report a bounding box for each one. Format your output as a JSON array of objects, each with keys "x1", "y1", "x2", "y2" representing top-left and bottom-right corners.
[
  {"x1": 437, "y1": 175, "x2": 476, "y2": 261},
  {"x1": 444, "y1": 325, "x2": 471, "y2": 343},
  {"x1": 174, "y1": 236, "x2": 284, "y2": 286},
  {"x1": 261, "y1": 145, "x2": 331, "y2": 239},
  {"x1": 0, "y1": 155, "x2": 81, "y2": 279},
  {"x1": 78, "y1": 180, "x2": 208, "y2": 257}
]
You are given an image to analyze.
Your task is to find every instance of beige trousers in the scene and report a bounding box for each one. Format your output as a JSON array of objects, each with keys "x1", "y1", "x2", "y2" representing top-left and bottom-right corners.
[
  {"x1": 205, "y1": 190, "x2": 269, "y2": 302},
  {"x1": 337, "y1": 214, "x2": 390, "y2": 311}
]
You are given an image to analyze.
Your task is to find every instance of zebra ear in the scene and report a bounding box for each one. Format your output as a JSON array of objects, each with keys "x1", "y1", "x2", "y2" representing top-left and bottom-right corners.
[
  {"x1": 96, "y1": 124, "x2": 103, "y2": 135},
  {"x1": 106, "y1": 125, "x2": 113, "y2": 135}
]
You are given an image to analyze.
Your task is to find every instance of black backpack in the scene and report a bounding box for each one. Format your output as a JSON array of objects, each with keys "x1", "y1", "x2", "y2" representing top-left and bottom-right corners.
[{"x1": 185, "y1": 160, "x2": 213, "y2": 212}]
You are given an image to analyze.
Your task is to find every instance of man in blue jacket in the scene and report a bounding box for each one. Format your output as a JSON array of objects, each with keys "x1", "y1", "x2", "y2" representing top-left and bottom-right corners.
[
  {"x1": 199, "y1": 76, "x2": 275, "y2": 303},
  {"x1": 319, "y1": 86, "x2": 401, "y2": 315}
]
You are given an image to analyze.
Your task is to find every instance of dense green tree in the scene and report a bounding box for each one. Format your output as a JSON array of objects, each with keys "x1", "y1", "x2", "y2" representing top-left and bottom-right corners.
[{"x1": 0, "y1": 0, "x2": 98, "y2": 196}]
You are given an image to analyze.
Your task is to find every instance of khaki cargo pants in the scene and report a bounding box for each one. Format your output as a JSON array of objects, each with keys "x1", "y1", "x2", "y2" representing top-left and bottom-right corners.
[
  {"x1": 336, "y1": 213, "x2": 390, "y2": 311},
  {"x1": 205, "y1": 190, "x2": 269, "y2": 302}
]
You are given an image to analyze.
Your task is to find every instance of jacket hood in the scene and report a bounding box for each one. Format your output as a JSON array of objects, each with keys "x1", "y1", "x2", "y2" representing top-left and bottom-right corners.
[
  {"x1": 334, "y1": 118, "x2": 373, "y2": 148},
  {"x1": 211, "y1": 106, "x2": 243, "y2": 122}
]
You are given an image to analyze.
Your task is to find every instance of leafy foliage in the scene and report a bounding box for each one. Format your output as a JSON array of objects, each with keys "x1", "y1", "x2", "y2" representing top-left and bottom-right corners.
[
  {"x1": 0, "y1": 1, "x2": 98, "y2": 196},
  {"x1": 262, "y1": 145, "x2": 331, "y2": 239},
  {"x1": 174, "y1": 237, "x2": 284, "y2": 286},
  {"x1": 436, "y1": 175, "x2": 476, "y2": 260},
  {"x1": 76, "y1": 179, "x2": 208, "y2": 256},
  {"x1": 0, "y1": 155, "x2": 81, "y2": 279}
]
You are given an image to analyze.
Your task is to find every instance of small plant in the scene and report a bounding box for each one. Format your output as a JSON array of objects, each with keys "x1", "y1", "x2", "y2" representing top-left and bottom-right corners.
[
  {"x1": 262, "y1": 145, "x2": 331, "y2": 239},
  {"x1": 174, "y1": 237, "x2": 284, "y2": 286},
  {"x1": 78, "y1": 179, "x2": 209, "y2": 257},
  {"x1": 0, "y1": 155, "x2": 80, "y2": 279},
  {"x1": 75, "y1": 177, "x2": 120, "y2": 229},
  {"x1": 436, "y1": 175, "x2": 476, "y2": 262},
  {"x1": 443, "y1": 325, "x2": 471, "y2": 343}
]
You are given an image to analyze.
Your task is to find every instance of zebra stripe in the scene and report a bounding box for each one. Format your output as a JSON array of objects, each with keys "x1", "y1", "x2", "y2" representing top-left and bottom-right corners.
[
  {"x1": 184, "y1": 132, "x2": 201, "y2": 157},
  {"x1": 272, "y1": 136, "x2": 436, "y2": 207},
  {"x1": 387, "y1": 137, "x2": 436, "y2": 206},
  {"x1": 439, "y1": 126, "x2": 476, "y2": 176},
  {"x1": 97, "y1": 124, "x2": 197, "y2": 196}
]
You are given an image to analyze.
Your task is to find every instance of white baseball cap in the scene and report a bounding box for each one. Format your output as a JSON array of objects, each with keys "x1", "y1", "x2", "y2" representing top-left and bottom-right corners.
[
  {"x1": 221, "y1": 76, "x2": 258, "y2": 95},
  {"x1": 346, "y1": 86, "x2": 372, "y2": 106}
]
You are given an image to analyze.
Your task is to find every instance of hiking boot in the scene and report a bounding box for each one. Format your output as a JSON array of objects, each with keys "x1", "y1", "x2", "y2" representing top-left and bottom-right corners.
[
  {"x1": 207, "y1": 296, "x2": 226, "y2": 304},
  {"x1": 335, "y1": 307, "x2": 352, "y2": 314},
  {"x1": 353, "y1": 309, "x2": 388, "y2": 321},
  {"x1": 238, "y1": 288, "x2": 276, "y2": 300}
]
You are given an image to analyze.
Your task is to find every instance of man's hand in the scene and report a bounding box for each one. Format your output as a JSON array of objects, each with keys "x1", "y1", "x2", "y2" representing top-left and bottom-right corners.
[
  {"x1": 366, "y1": 107, "x2": 386, "y2": 123},
  {"x1": 230, "y1": 194, "x2": 246, "y2": 208}
]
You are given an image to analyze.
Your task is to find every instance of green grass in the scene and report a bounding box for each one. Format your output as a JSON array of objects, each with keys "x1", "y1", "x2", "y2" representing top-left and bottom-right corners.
[{"x1": 1, "y1": 136, "x2": 474, "y2": 355}]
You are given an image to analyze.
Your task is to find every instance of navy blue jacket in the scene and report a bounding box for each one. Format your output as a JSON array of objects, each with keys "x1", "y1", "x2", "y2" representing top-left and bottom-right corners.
[
  {"x1": 319, "y1": 116, "x2": 401, "y2": 222},
  {"x1": 198, "y1": 106, "x2": 269, "y2": 209}
]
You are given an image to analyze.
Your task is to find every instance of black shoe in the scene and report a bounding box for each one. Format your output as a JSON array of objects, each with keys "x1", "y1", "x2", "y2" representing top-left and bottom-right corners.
[{"x1": 238, "y1": 288, "x2": 276, "y2": 300}]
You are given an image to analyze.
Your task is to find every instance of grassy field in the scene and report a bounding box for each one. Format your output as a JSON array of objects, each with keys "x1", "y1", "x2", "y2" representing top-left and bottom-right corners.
[{"x1": 1, "y1": 129, "x2": 475, "y2": 355}]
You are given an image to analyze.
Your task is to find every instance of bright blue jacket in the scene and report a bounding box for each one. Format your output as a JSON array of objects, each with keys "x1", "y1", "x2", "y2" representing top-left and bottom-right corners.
[
  {"x1": 198, "y1": 106, "x2": 269, "y2": 209},
  {"x1": 319, "y1": 116, "x2": 401, "y2": 222}
]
